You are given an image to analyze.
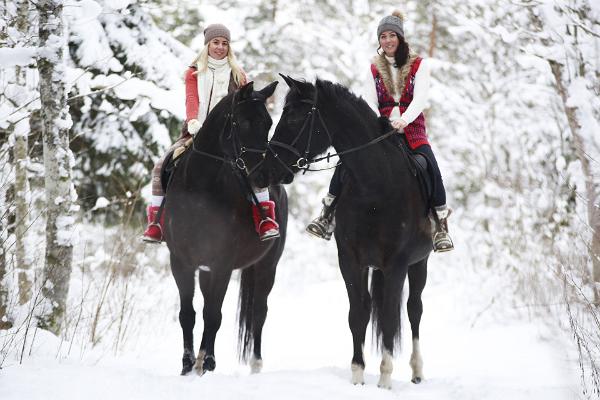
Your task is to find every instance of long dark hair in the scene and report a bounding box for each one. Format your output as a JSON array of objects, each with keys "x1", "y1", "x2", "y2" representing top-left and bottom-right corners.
[
  {"x1": 377, "y1": 33, "x2": 410, "y2": 69},
  {"x1": 394, "y1": 36, "x2": 410, "y2": 69}
]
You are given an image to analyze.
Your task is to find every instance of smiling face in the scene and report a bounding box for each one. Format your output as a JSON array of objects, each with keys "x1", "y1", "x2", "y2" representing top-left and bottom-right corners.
[
  {"x1": 208, "y1": 37, "x2": 229, "y2": 60},
  {"x1": 379, "y1": 31, "x2": 399, "y2": 57}
]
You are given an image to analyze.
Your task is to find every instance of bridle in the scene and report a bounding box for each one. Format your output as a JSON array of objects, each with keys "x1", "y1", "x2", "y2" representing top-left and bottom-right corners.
[
  {"x1": 267, "y1": 89, "x2": 334, "y2": 176},
  {"x1": 190, "y1": 92, "x2": 268, "y2": 177},
  {"x1": 267, "y1": 88, "x2": 399, "y2": 175}
]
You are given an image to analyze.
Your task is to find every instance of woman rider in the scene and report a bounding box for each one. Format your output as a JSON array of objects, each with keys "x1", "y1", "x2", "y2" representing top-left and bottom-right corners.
[
  {"x1": 142, "y1": 23, "x2": 280, "y2": 243},
  {"x1": 306, "y1": 11, "x2": 453, "y2": 252}
]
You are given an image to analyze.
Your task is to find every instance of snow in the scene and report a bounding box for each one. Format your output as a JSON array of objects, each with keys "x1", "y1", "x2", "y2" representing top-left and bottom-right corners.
[
  {"x1": 0, "y1": 221, "x2": 580, "y2": 399},
  {"x1": 0, "y1": 48, "x2": 37, "y2": 68}
]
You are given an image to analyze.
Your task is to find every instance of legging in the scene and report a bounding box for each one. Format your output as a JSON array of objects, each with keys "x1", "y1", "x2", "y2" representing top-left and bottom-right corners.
[
  {"x1": 151, "y1": 134, "x2": 191, "y2": 197},
  {"x1": 327, "y1": 144, "x2": 446, "y2": 207}
]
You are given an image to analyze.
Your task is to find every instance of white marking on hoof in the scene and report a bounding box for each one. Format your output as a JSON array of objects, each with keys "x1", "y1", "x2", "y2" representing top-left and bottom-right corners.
[
  {"x1": 351, "y1": 363, "x2": 365, "y2": 385},
  {"x1": 194, "y1": 349, "x2": 206, "y2": 375},
  {"x1": 409, "y1": 338, "x2": 424, "y2": 383},
  {"x1": 377, "y1": 350, "x2": 393, "y2": 389},
  {"x1": 250, "y1": 356, "x2": 263, "y2": 374},
  {"x1": 198, "y1": 265, "x2": 211, "y2": 272}
]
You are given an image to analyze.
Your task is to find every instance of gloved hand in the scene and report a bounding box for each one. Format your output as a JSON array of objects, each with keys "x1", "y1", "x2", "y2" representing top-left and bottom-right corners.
[
  {"x1": 187, "y1": 119, "x2": 201, "y2": 135},
  {"x1": 391, "y1": 119, "x2": 408, "y2": 130}
]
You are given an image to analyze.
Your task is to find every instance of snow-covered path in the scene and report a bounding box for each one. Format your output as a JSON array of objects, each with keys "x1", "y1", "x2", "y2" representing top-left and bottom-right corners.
[{"x1": 1, "y1": 222, "x2": 579, "y2": 399}]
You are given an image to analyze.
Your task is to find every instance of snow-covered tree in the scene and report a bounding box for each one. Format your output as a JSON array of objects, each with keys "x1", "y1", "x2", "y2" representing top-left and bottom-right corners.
[{"x1": 36, "y1": 0, "x2": 77, "y2": 335}]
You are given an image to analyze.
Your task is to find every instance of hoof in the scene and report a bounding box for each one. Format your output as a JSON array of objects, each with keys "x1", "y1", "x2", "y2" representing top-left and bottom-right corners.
[
  {"x1": 180, "y1": 352, "x2": 196, "y2": 375},
  {"x1": 203, "y1": 355, "x2": 216, "y2": 372},
  {"x1": 180, "y1": 362, "x2": 194, "y2": 376},
  {"x1": 351, "y1": 363, "x2": 365, "y2": 385},
  {"x1": 250, "y1": 356, "x2": 263, "y2": 374},
  {"x1": 411, "y1": 377, "x2": 422, "y2": 384},
  {"x1": 377, "y1": 375, "x2": 392, "y2": 390}
]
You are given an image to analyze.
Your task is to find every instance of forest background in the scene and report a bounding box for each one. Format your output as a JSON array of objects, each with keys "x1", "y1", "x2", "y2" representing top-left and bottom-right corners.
[{"x1": 1, "y1": 0, "x2": 599, "y2": 397}]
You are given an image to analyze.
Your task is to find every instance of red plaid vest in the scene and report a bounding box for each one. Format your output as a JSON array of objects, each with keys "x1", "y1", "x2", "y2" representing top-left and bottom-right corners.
[{"x1": 371, "y1": 57, "x2": 429, "y2": 150}]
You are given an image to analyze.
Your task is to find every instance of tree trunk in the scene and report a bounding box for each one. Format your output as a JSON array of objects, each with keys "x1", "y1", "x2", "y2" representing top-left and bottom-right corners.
[
  {"x1": 36, "y1": 0, "x2": 76, "y2": 335},
  {"x1": 14, "y1": 120, "x2": 32, "y2": 305},
  {"x1": 0, "y1": 151, "x2": 11, "y2": 330},
  {"x1": 549, "y1": 60, "x2": 600, "y2": 304}
]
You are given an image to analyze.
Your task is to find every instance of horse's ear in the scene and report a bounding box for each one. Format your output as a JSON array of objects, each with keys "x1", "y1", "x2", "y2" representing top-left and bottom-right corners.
[
  {"x1": 279, "y1": 73, "x2": 295, "y2": 89},
  {"x1": 238, "y1": 81, "x2": 254, "y2": 100},
  {"x1": 258, "y1": 81, "x2": 278, "y2": 100}
]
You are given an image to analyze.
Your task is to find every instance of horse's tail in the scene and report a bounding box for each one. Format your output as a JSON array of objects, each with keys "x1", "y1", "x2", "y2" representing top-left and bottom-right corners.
[
  {"x1": 237, "y1": 266, "x2": 255, "y2": 363},
  {"x1": 370, "y1": 269, "x2": 403, "y2": 353}
]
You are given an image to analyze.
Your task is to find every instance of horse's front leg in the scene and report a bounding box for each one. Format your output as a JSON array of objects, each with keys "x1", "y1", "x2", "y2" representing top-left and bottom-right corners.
[
  {"x1": 339, "y1": 258, "x2": 370, "y2": 385},
  {"x1": 170, "y1": 257, "x2": 196, "y2": 375},
  {"x1": 195, "y1": 268, "x2": 232, "y2": 375}
]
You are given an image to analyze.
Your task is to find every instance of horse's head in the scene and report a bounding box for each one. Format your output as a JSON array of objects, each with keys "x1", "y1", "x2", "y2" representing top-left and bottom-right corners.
[
  {"x1": 256, "y1": 75, "x2": 333, "y2": 187},
  {"x1": 211, "y1": 81, "x2": 278, "y2": 177}
]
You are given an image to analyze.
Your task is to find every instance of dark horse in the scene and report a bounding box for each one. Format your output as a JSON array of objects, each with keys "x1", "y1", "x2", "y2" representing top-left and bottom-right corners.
[
  {"x1": 256, "y1": 76, "x2": 432, "y2": 389},
  {"x1": 164, "y1": 81, "x2": 287, "y2": 375}
]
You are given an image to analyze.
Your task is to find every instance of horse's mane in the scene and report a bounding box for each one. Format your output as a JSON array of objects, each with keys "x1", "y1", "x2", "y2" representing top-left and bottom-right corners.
[
  {"x1": 315, "y1": 79, "x2": 383, "y2": 136},
  {"x1": 198, "y1": 91, "x2": 234, "y2": 136},
  {"x1": 316, "y1": 80, "x2": 368, "y2": 111}
]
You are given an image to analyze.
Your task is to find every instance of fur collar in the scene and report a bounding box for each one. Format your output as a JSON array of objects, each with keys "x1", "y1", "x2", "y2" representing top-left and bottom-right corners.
[{"x1": 372, "y1": 52, "x2": 419, "y2": 97}]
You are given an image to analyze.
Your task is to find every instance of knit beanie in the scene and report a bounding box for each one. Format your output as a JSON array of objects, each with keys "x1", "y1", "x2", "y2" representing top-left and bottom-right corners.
[
  {"x1": 204, "y1": 24, "x2": 231, "y2": 44},
  {"x1": 377, "y1": 10, "x2": 405, "y2": 40}
]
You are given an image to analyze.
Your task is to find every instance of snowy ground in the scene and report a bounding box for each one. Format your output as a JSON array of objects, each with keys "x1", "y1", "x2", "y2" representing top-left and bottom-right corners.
[{"x1": 0, "y1": 218, "x2": 580, "y2": 399}]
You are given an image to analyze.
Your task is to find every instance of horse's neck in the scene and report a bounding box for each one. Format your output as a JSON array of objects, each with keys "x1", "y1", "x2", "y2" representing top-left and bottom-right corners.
[{"x1": 325, "y1": 106, "x2": 408, "y2": 194}]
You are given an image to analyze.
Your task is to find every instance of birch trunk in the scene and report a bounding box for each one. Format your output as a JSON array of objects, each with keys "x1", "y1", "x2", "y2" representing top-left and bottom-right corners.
[
  {"x1": 0, "y1": 159, "x2": 10, "y2": 329},
  {"x1": 14, "y1": 120, "x2": 32, "y2": 305},
  {"x1": 36, "y1": 0, "x2": 76, "y2": 335},
  {"x1": 549, "y1": 60, "x2": 600, "y2": 305},
  {"x1": 14, "y1": 0, "x2": 33, "y2": 305},
  {"x1": 528, "y1": 7, "x2": 600, "y2": 305}
]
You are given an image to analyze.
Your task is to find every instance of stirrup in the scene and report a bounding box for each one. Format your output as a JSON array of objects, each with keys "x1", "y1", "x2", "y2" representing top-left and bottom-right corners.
[
  {"x1": 306, "y1": 217, "x2": 333, "y2": 241},
  {"x1": 433, "y1": 231, "x2": 453, "y2": 252}
]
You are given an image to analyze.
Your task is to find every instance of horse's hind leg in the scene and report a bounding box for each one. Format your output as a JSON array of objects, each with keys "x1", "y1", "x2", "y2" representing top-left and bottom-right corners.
[
  {"x1": 378, "y1": 265, "x2": 408, "y2": 389},
  {"x1": 170, "y1": 256, "x2": 196, "y2": 375},
  {"x1": 196, "y1": 267, "x2": 232, "y2": 375},
  {"x1": 407, "y1": 258, "x2": 428, "y2": 384},
  {"x1": 239, "y1": 262, "x2": 277, "y2": 374},
  {"x1": 339, "y1": 259, "x2": 370, "y2": 385}
]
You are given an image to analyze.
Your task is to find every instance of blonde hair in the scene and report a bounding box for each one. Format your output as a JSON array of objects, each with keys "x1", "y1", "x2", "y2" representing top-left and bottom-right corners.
[{"x1": 190, "y1": 44, "x2": 246, "y2": 86}]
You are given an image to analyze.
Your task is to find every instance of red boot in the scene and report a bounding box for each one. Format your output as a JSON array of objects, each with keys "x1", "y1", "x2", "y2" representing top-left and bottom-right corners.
[
  {"x1": 251, "y1": 201, "x2": 280, "y2": 241},
  {"x1": 142, "y1": 205, "x2": 164, "y2": 243}
]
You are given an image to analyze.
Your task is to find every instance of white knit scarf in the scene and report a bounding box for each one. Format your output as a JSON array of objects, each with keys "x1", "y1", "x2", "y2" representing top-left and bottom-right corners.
[{"x1": 196, "y1": 56, "x2": 232, "y2": 125}]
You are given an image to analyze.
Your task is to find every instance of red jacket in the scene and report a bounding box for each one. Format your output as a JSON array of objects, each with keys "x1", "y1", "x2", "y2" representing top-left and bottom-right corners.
[{"x1": 184, "y1": 66, "x2": 248, "y2": 122}]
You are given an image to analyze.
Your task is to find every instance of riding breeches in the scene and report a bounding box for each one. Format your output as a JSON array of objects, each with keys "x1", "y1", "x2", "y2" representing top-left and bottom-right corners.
[
  {"x1": 326, "y1": 144, "x2": 447, "y2": 207},
  {"x1": 413, "y1": 144, "x2": 446, "y2": 207},
  {"x1": 151, "y1": 135, "x2": 191, "y2": 197}
]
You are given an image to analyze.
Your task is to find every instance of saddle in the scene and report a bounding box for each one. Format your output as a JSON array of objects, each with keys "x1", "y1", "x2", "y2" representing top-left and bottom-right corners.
[
  {"x1": 395, "y1": 135, "x2": 434, "y2": 209},
  {"x1": 376, "y1": 117, "x2": 433, "y2": 209},
  {"x1": 160, "y1": 137, "x2": 194, "y2": 193}
]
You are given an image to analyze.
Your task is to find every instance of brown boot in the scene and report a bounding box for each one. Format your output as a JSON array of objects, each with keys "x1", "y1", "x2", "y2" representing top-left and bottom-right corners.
[
  {"x1": 306, "y1": 194, "x2": 336, "y2": 240},
  {"x1": 432, "y1": 205, "x2": 454, "y2": 252}
]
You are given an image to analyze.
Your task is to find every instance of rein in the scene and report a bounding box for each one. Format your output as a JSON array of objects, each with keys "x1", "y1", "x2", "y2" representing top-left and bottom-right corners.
[{"x1": 268, "y1": 88, "x2": 398, "y2": 174}]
